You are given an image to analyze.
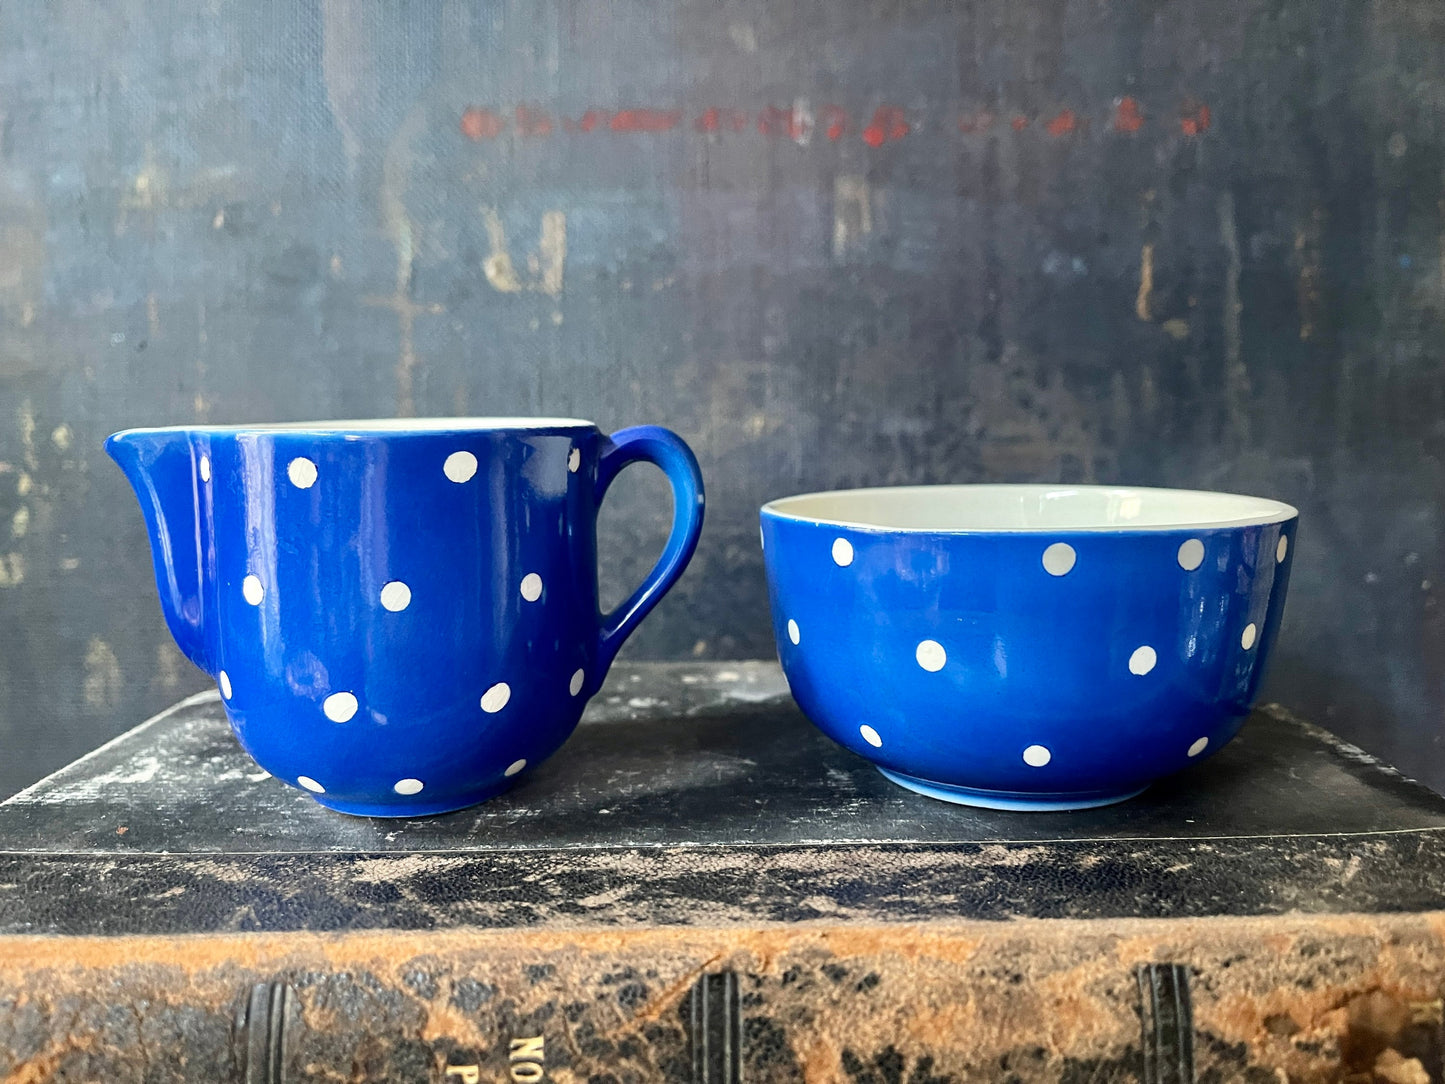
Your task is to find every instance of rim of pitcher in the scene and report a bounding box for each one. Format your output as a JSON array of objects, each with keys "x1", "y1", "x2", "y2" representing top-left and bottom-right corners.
[{"x1": 110, "y1": 417, "x2": 595, "y2": 436}]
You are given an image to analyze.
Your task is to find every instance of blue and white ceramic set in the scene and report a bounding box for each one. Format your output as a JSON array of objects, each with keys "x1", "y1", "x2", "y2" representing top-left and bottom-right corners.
[{"x1": 110, "y1": 419, "x2": 1296, "y2": 814}]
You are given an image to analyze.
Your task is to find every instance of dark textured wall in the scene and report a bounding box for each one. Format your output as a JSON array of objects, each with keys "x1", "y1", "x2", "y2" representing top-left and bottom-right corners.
[{"x1": 1, "y1": 0, "x2": 1442, "y2": 799}]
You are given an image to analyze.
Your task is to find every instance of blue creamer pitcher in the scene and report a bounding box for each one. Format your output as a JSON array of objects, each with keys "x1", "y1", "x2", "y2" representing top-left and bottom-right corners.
[{"x1": 106, "y1": 418, "x2": 704, "y2": 817}]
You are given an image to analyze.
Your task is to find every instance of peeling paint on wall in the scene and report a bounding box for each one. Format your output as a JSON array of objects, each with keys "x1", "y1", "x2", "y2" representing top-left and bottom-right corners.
[
  {"x1": 1218, "y1": 192, "x2": 1251, "y2": 446},
  {"x1": 481, "y1": 208, "x2": 566, "y2": 296},
  {"x1": 1136, "y1": 243, "x2": 1155, "y2": 322},
  {"x1": 832, "y1": 175, "x2": 872, "y2": 259},
  {"x1": 82, "y1": 639, "x2": 122, "y2": 711},
  {"x1": 0, "y1": 554, "x2": 24, "y2": 588}
]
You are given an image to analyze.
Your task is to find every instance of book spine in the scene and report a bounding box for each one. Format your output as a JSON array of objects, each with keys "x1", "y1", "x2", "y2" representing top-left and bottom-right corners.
[{"x1": 1, "y1": 914, "x2": 1442, "y2": 1082}]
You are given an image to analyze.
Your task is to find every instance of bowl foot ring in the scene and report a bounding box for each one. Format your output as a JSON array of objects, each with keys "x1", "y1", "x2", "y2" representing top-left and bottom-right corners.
[{"x1": 877, "y1": 767, "x2": 1148, "y2": 811}]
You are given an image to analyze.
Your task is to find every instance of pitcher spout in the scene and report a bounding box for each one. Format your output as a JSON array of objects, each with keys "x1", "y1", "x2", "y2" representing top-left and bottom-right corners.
[{"x1": 105, "y1": 429, "x2": 211, "y2": 673}]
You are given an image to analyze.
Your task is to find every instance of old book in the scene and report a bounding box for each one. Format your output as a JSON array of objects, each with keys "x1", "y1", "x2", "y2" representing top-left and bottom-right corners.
[{"x1": 2, "y1": 662, "x2": 1443, "y2": 1083}]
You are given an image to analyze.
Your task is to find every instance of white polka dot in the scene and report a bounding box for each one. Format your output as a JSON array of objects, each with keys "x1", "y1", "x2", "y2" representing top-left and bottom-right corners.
[
  {"x1": 520, "y1": 573, "x2": 543, "y2": 601},
  {"x1": 1129, "y1": 645, "x2": 1157, "y2": 675},
  {"x1": 323, "y1": 692, "x2": 358, "y2": 722},
  {"x1": 504, "y1": 759, "x2": 527, "y2": 777},
  {"x1": 568, "y1": 447, "x2": 580, "y2": 473},
  {"x1": 760, "y1": 524, "x2": 765, "y2": 550},
  {"x1": 380, "y1": 581, "x2": 411, "y2": 611},
  {"x1": 297, "y1": 775, "x2": 325, "y2": 794},
  {"x1": 393, "y1": 778, "x2": 424, "y2": 795},
  {"x1": 916, "y1": 639, "x2": 946, "y2": 672},
  {"x1": 199, "y1": 455, "x2": 211, "y2": 482},
  {"x1": 1177, "y1": 538, "x2": 1205, "y2": 571},
  {"x1": 859, "y1": 724, "x2": 882, "y2": 748},
  {"x1": 444, "y1": 450, "x2": 478, "y2": 483},
  {"x1": 1241, "y1": 623, "x2": 1258, "y2": 650},
  {"x1": 242, "y1": 575, "x2": 264, "y2": 606},
  {"x1": 787, "y1": 619, "x2": 800, "y2": 645},
  {"x1": 1188, "y1": 736, "x2": 1209, "y2": 757},
  {"x1": 570, "y1": 668, "x2": 585, "y2": 696},
  {"x1": 287, "y1": 457, "x2": 317, "y2": 489},
  {"x1": 1042, "y1": 542, "x2": 1076, "y2": 576},
  {"x1": 1023, "y1": 744, "x2": 1052, "y2": 767},
  {"x1": 832, "y1": 538, "x2": 854, "y2": 566},
  {"x1": 481, "y1": 682, "x2": 511, "y2": 713},
  {"x1": 1277, "y1": 535, "x2": 1288, "y2": 563},
  {"x1": 218, "y1": 671, "x2": 232, "y2": 700}
]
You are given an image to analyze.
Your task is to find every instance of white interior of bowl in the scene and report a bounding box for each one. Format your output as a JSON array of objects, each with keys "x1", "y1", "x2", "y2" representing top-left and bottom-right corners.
[
  {"x1": 763, "y1": 485, "x2": 1297, "y2": 532},
  {"x1": 113, "y1": 418, "x2": 593, "y2": 435}
]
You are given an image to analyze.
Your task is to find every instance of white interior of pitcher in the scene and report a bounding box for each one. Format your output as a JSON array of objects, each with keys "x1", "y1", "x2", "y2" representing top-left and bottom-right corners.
[
  {"x1": 763, "y1": 484, "x2": 1297, "y2": 533},
  {"x1": 112, "y1": 418, "x2": 594, "y2": 435}
]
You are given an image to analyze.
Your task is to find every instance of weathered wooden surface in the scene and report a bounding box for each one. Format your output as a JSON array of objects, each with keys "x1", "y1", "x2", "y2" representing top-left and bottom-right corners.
[
  {"x1": 2, "y1": 915, "x2": 1444, "y2": 1082},
  {"x1": 1, "y1": 0, "x2": 1444, "y2": 806}
]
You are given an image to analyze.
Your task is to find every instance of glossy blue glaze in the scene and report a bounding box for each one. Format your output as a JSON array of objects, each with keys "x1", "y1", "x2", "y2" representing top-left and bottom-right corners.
[
  {"x1": 761, "y1": 485, "x2": 1297, "y2": 810},
  {"x1": 106, "y1": 419, "x2": 704, "y2": 817}
]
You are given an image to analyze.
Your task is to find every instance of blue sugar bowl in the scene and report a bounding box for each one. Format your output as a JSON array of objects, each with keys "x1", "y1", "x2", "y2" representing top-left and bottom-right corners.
[{"x1": 761, "y1": 485, "x2": 1297, "y2": 811}]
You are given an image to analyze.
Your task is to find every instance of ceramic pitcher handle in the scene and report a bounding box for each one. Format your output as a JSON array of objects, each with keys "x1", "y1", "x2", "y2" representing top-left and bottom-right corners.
[{"x1": 592, "y1": 426, "x2": 705, "y2": 684}]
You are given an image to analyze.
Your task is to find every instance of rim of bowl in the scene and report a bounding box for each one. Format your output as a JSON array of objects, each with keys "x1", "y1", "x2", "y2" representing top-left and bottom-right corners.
[
  {"x1": 109, "y1": 417, "x2": 594, "y2": 437},
  {"x1": 760, "y1": 484, "x2": 1298, "y2": 534}
]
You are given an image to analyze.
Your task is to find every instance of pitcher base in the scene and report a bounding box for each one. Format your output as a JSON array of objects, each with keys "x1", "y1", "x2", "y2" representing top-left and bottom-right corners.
[{"x1": 309, "y1": 778, "x2": 515, "y2": 818}]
